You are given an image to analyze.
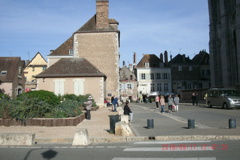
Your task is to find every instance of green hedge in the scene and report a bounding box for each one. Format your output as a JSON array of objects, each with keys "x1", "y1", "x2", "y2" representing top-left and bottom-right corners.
[{"x1": 0, "y1": 91, "x2": 98, "y2": 119}]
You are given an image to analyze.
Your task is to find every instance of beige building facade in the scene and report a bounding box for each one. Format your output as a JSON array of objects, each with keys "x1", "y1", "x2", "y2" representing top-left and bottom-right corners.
[
  {"x1": 37, "y1": 77, "x2": 105, "y2": 105},
  {"x1": 36, "y1": 58, "x2": 106, "y2": 106},
  {"x1": 24, "y1": 52, "x2": 47, "y2": 90}
]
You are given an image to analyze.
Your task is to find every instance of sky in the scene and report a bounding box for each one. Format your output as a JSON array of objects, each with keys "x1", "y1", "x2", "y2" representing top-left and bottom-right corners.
[{"x1": 0, "y1": 0, "x2": 209, "y2": 67}]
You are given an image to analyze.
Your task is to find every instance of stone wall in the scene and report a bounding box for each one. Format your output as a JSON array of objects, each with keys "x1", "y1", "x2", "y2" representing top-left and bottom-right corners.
[{"x1": 0, "y1": 114, "x2": 85, "y2": 127}]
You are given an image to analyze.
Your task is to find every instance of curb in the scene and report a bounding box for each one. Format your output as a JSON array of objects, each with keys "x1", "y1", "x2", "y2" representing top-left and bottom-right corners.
[{"x1": 35, "y1": 135, "x2": 240, "y2": 144}]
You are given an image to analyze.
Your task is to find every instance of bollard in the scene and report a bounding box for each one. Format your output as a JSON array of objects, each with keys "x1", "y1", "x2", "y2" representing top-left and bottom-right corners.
[
  {"x1": 229, "y1": 118, "x2": 236, "y2": 129},
  {"x1": 188, "y1": 119, "x2": 195, "y2": 129},
  {"x1": 147, "y1": 119, "x2": 154, "y2": 129}
]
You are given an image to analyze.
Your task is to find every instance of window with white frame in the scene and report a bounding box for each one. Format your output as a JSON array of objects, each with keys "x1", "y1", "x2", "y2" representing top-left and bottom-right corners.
[
  {"x1": 141, "y1": 73, "x2": 146, "y2": 80},
  {"x1": 150, "y1": 73, "x2": 154, "y2": 80},
  {"x1": 144, "y1": 63, "x2": 149, "y2": 68},
  {"x1": 54, "y1": 79, "x2": 65, "y2": 96},
  {"x1": 1, "y1": 70, "x2": 7, "y2": 75},
  {"x1": 157, "y1": 83, "x2": 161, "y2": 91},
  {"x1": 127, "y1": 84, "x2": 132, "y2": 89},
  {"x1": 163, "y1": 73, "x2": 168, "y2": 79},
  {"x1": 150, "y1": 83, "x2": 155, "y2": 91},
  {"x1": 74, "y1": 79, "x2": 84, "y2": 96}
]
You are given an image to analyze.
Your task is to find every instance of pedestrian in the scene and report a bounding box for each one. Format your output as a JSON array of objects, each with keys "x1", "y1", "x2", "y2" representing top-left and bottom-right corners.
[
  {"x1": 112, "y1": 96, "x2": 118, "y2": 112},
  {"x1": 84, "y1": 96, "x2": 93, "y2": 120},
  {"x1": 111, "y1": 95, "x2": 115, "y2": 111},
  {"x1": 160, "y1": 95, "x2": 165, "y2": 113},
  {"x1": 168, "y1": 95, "x2": 173, "y2": 113},
  {"x1": 173, "y1": 94, "x2": 180, "y2": 112},
  {"x1": 104, "y1": 98, "x2": 111, "y2": 107},
  {"x1": 155, "y1": 95, "x2": 160, "y2": 109},
  {"x1": 192, "y1": 93, "x2": 196, "y2": 105},
  {"x1": 139, "y1": 95, "x2": 143, "y2": 103},
  {"x1": 195, "y1": 93, "x2": 199, "y2": 105},
  {"x1": 123, "y1": 101, "x2": 133, "y2": 122}
]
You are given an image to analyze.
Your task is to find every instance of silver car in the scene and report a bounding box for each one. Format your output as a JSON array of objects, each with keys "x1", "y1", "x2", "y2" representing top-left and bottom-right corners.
[{"x1": 206, "y1": 88, "x2": 240, "y2": 109}]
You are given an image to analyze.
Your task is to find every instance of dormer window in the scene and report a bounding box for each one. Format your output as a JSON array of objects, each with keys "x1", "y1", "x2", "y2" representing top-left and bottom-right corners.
[
  {"x1": 144, "y1": 63, "x2": 149, "y2": 68},
  {"x1": 1, "y1": 70, "x2": 7, "y2": 75}
]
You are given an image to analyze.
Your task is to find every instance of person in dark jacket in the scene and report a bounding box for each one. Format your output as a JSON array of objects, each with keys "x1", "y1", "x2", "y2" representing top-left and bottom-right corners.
[
  {"x1": 191, "y1": 93, "x2": 196, "y2": 105},
  {"x1": 123, "y1": 101, "x2": 133, "y2": 122},
  {"x1": 84, "y1": 96, "x2": 93, "y2": 120},
  {"x1": 112, "y1": 96, "x2": 118, "y2": 112}
]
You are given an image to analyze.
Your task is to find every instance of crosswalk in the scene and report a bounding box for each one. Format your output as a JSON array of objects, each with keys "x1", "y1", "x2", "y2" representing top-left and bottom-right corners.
[
  {"x1": 114, "y1": 140, "x2": 219, "y2": 160},
  {"x1": 113, "y1": 158, "x2": 216, "y2": 160}
]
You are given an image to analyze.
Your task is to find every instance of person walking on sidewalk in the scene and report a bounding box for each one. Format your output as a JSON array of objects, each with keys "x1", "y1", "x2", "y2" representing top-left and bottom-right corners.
[
  {"x1": 84, "y1": 96, "x2": 93, "y2": 120},
  {"x1": 191, "y1": 93, "x2": 196, "y2": 105},
  {"x1": 155, "y1": 95, "x2": 160, "y2": 109},
  {"x1": 173, "y1": 94, "x2": 180, "y2": 112},
  {"x1": 168, "y1": 95, "x2": 174, "y2": 113},
  {"x1": 112, "y1": 96, "x2": 118, "y2": 112},
  {"x1": 124, "y1": 101, "x2": 133, "y2": 122},
  {"x1": 160, "y1": 95, "x2": 165, "y2": 113}
]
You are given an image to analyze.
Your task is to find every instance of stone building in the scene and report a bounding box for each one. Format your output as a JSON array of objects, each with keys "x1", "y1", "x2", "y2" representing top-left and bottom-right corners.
[
  {"x1": 37, "y1": 0, "x2": 120, "y2": 106},
  {"x1": 170, "y1": 50, "x2": 210, "y2": 94},
  {"x1": 0, "y1": 57, "x2": 25, "y2": 98},
  {"x1": 208, "y1": 0, "x2": 240, "y2": 88},
  {"x1": 119, "y1": 65, "x2": 138, "y2": 102},
  {"x1": 136, "y1": 53, "x2": 172, "y2": 100}
]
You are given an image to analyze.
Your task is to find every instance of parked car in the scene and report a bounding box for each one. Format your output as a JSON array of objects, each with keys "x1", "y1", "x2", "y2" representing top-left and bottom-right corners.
[{"x1": 206, "y1": 88, "x2": 240, "y2": 109}]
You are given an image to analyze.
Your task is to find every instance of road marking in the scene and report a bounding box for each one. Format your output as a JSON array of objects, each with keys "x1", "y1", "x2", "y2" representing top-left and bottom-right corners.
[
  {"x1": 95, "y1": 146, "x2": 105, "y2": 148},
  {"x1": 134, "y1": 141, "x2": 211, "y2": 144},
  {"x1": 107, "y1": 146, "x2": 117, "y2": 148},
  {"x1": 113, "y1": 158, "x2": 217, "y2": 160},
  {"x1": 124, "y1": 147, "x2": 214, "y2": 151}
]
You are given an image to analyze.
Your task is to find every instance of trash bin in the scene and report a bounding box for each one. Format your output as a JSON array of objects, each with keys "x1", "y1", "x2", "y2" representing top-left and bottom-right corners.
[
  {"x1": 229, "y1": 118, "x2": 236, "y2": 129},
  {"x1": 147, "y1": 119, "x2": 154, "y2": 129},
  {"x1": 188, "y1": 119, "x2": 195, "y2": 129},
  {"x1": 109, "y1": 115, "x2": 120, "y2": 133}
]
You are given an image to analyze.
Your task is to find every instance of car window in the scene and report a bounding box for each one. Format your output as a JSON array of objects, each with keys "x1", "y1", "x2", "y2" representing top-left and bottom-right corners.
[
  {"x1": 223, "y1": 90, "x2": 240, "y2": 96},
  {"x1": 212, "y1": 90, "x2": 218, "y2": 96}
]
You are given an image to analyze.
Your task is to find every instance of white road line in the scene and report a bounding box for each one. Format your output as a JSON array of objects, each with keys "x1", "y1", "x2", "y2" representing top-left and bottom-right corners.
[
  {"x1": 124, "y1": 147, "x2": 214, "y2": 151},
  {"x1": 113, "y1": 158, "x2": 217, "y2": 160},
  {"x1": 134, "y1": 141, "x2": 211, "y2": 144},
  {"x1": 107, "y1": 146, "x2": 117, "y2": 148}
]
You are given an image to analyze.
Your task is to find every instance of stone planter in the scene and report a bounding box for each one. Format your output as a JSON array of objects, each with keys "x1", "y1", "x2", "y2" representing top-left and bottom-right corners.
[
  {"x1": 79, "y1": 106, "x2": 99, "y2": 111},
  {"x1": 0, "y1": 114, "x2": 85, "y2": 127}
]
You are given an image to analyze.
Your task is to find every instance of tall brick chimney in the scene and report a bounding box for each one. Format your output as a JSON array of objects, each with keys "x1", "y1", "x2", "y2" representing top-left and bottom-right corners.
[
  {"x1": 164, "y1": 50, "x2": 168, "y2": 65},
  {"x1": 133, "y1": 52, "x2": 137, "y2": 69},
  {"x1": 96, "y1": 0, "x2": 109, "y2": 29}
]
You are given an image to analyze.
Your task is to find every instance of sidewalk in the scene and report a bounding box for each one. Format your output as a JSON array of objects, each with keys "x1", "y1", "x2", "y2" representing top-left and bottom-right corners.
[
  {"x1": 0, "y1": 103, "x2": 240, "y2": 144},
  {"x1": 0, "y1": 107, "x2": 127, "y2": 144}
]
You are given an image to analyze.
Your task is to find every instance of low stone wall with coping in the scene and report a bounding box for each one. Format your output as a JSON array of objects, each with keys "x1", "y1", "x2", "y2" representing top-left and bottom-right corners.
[{"x1": 0, "y1": 114, "x2": 85, "y2": 127}]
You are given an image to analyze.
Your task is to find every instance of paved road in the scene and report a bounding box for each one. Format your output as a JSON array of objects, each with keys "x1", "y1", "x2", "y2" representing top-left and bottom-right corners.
[
  {"x1": 128, "y1": 102, "x2": 240, "y2": 137},
  {"x1": 0, "y1": 140, "x2": 239, "y2": 160}
]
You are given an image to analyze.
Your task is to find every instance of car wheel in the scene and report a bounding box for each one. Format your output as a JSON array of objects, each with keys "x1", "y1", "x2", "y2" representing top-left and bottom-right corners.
[
  {"x1": 223, "y1": 103, "x2": 228, "y2": 109},
  {"x1": 207, "y1": 102, "x2": 212, "y2": 108}
]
